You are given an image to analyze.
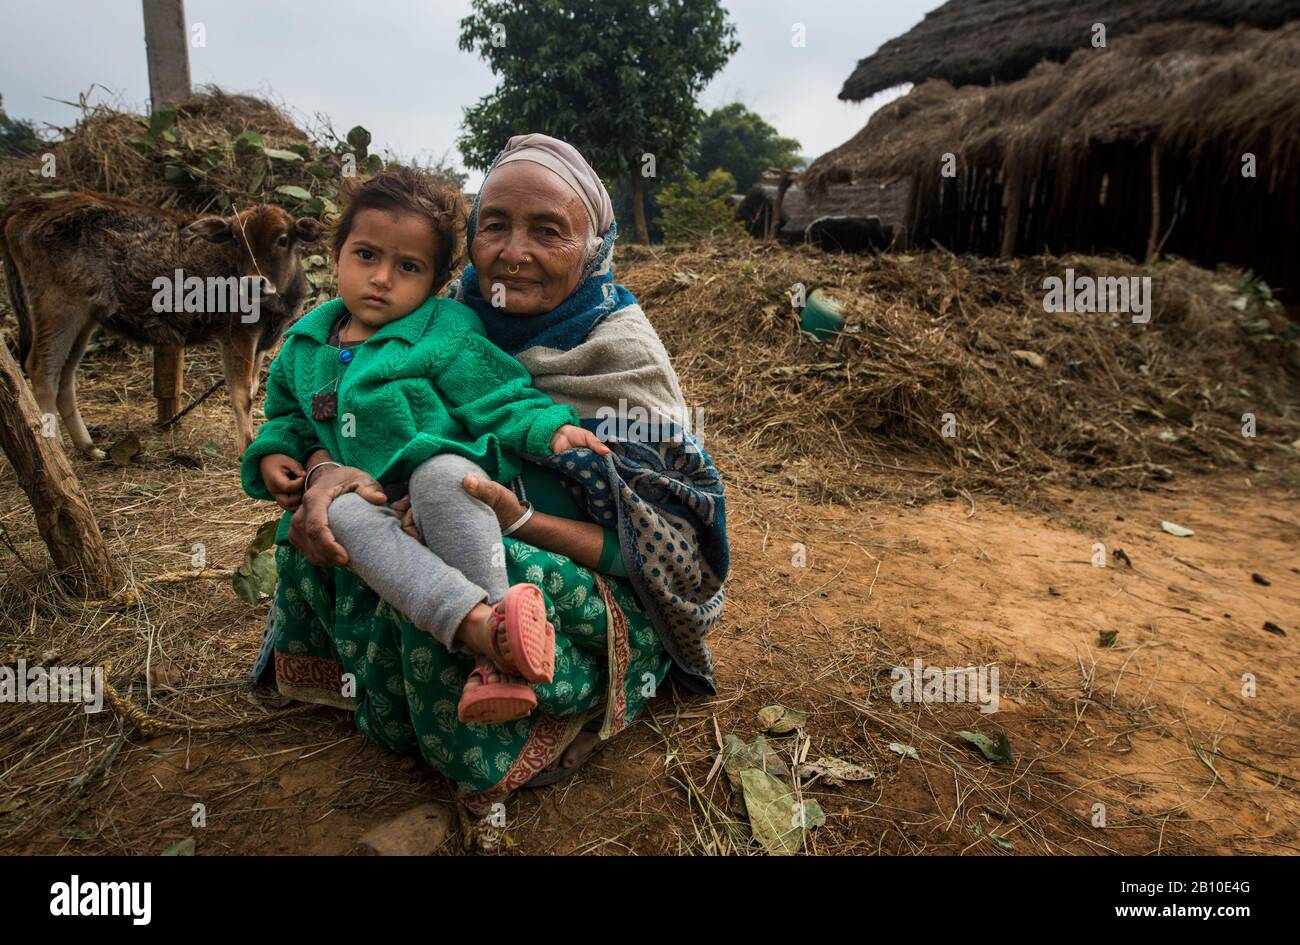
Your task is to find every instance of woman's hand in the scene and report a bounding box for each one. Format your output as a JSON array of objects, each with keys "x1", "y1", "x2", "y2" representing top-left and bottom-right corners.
[
  {"x1": 288, "y1": 463, "x2": 386, "y2": 567},
  {"x1": 550, "y1": 424, "x2": 610, "y2": 456},
  {"x1": 260, "y1": 453, "x2": 306, "y2": 510},
  {"x1": 464, "y1": 474, "x2": 604, "y2": 572},
  {"x1": 391, "y1": 474, "x2": 525, "y2": 542},
  {"x1": 462, "y1": 474, "x2": 527, "y2": 530}
]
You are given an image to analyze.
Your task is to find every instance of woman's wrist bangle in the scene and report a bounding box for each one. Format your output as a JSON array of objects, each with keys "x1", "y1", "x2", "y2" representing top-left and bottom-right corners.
[
  {"x1": 304, "y1": 460, "x2": 342, "y2": 490},
  {"x1": 501, "y1": 501, "x2": 534, "y2": 537}
]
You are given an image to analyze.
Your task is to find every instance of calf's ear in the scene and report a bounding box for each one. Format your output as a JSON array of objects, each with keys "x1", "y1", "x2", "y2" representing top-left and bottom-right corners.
[
  {"x1": 294, "y1": 217, "x2": 322, "y2": 242},
  {"x1": 183, "y1": 216, "x2": 234, "y2": 243}
]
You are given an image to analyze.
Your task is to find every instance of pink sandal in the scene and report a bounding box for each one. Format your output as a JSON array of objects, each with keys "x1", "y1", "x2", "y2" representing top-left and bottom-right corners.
[
  {"x1": 485, "y1": 584, "x2": 555, "y2": 684},
  {"x1": 457, "y1": 661, "x2": 537, "y2": 725}
]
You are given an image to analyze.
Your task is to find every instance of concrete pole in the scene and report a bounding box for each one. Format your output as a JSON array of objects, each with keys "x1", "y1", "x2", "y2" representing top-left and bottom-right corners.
[
  {"x1": 142, "y1": 0, "x2": 192, "y2": 108},
  {"x1": 142, "y1": 0, "x2": 192, "y2": 421}
]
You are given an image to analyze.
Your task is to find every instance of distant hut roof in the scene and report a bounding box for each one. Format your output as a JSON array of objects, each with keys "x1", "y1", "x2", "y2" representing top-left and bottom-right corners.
[
  {"x1": 807, "y1": 20, "x2": 1300, "y2": 194},
  {"x1": 838, "y1": 0, "x2": 1298, "y2": 101}
]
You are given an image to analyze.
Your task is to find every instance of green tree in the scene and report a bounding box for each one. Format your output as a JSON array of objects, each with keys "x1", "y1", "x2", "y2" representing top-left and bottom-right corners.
[
  {"x1": 610, "y1": 173, "x2": 669, "y2": 243},
  {"x1": 692, "y1": 102, "x2": 801, "y2": 194},
  {"x1": 0, "y1": 94, "x2": 42, "y2": 158},
  {"x1": 654, "y1": 168, "x2": 743, "y2": 243},
  {"x1": 457, "y1": 0, "x2": 739, "y2": 243}
]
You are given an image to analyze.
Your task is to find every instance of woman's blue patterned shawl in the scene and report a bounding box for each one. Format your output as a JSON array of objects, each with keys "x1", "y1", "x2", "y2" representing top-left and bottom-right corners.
[{"x1": 532, "y1": 434, "x2": 726, "y2": 695}]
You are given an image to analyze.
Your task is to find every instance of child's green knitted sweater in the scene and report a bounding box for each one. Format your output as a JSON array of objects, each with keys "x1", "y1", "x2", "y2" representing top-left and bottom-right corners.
[{"x1": 241, "y1": 295, "x2": 578, "y2": 542}]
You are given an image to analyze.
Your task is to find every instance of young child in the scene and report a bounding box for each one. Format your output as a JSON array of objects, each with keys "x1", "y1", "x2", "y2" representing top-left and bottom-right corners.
[{"x1": 241, "y1": 167, "x2": 608, "y2": 725}]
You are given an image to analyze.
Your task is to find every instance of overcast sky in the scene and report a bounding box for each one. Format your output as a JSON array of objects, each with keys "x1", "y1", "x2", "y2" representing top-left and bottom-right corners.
[{"x1": 0, "y1": 0, "x2": 943, "y2": 190}]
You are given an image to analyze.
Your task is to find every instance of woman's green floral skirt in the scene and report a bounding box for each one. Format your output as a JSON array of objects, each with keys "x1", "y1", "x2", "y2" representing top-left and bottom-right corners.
[{"x1": 270, "y1": 537, "x2": 672, "y2": 810}]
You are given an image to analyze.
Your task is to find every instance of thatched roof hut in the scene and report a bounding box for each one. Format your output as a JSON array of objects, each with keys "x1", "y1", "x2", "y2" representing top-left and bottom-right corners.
[
  {"x1": 838, "y1": 0, "x2": 1298, "y2": 101},
  {"x1": 806, "y1": 21, "x2": 1300, "y2": 304}
]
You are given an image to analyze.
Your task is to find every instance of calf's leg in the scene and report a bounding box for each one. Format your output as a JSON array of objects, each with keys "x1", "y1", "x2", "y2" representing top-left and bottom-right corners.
[
  {"x1": 28, "y1": 300, "x2": 103, "y2": 459},
  {"x1": 55, "y1": 320, "x2": 100, "y2": 457},
  {"x1": 220, "y1": 331, "x2": 258, "y2": 453}
]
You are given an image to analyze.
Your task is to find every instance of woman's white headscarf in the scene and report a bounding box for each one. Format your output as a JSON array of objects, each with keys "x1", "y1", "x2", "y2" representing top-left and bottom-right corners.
[{"x1": 492, "y1": 133, "x2": 614, "y2": 236}]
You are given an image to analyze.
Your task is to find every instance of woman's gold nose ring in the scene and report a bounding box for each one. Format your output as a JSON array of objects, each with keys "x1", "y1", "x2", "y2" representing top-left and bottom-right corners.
[{"x1": 507, "y1": 255, "x2": 533, "y2": 276}]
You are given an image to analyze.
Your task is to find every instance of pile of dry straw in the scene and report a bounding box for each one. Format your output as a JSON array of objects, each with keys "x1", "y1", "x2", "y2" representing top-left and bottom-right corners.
[
  {"x1": 621, "y1": 239, "x2": 1300, "y2": 502},
  {"x1": 0, "y1": 86, "x2": 384, "y2": 218}
]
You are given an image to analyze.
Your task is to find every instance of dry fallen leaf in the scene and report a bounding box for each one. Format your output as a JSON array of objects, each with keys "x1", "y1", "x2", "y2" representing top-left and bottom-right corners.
[
  {"x1": 148, "y1": 658, "x2": 183, "y2": 690},
  {"x1": 798, "y1": 756, "x2": 876, "y2": 787},
  {"x1": 757, "y1": 704, "x2": 808, "y2": 734}
]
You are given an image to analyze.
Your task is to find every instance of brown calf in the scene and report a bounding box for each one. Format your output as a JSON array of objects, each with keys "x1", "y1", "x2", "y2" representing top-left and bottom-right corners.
[{"x1": 0, "y1": 193, "x2": 320, "y2": 457}]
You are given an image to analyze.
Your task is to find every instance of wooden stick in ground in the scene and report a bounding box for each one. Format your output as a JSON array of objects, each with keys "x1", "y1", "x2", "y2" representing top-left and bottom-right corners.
[
  {"x1": 1000, "y1": 169, "x2": 1022, "y2": 259},
  {"x1": 0, "y1": 342, "x2": 123, "y2": 597},
  {"x1": 155, "y1": 375, "x2": 225, "y2": 431},
  {"x1": 769, "y1": 164, "x2": 793, "y2": 241},
  {"x1": 1145, "y1": 144, "x2": 1161, "y2": 264}
]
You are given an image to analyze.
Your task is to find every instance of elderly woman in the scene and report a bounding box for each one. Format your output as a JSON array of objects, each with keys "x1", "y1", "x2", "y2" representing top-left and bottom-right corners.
[{"x1": 250, "y1": 134, "x2": 727, "y2": 805}]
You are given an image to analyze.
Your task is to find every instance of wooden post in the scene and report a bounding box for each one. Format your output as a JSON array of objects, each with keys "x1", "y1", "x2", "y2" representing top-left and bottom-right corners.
[
  {"x1": 1000, "y1": 170, "x2": 1023, "y2": 258},
  {"x1": 0, "y1": 343, "x2": 123, "y2": 598},
  {"x1": 1146, "y1": 144, "x2": 1161, "y2": 263},
  {"x1": 768, "y1": 164, "x2": 792, "y2": 241},
  {"x1": 144, "y1": 0, "x2": 191, "y2": 422}
]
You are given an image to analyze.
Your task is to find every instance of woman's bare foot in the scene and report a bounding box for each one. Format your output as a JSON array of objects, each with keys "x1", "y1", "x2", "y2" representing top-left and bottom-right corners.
[
  {"x1": 531, "y1": 727, "x2": 602, "y2": 779},
  {"x1": 559, "y1": 730, "x2": 601, "y2": 768}
]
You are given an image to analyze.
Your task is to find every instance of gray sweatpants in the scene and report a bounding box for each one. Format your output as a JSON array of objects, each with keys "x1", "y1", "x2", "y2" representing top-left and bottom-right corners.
[{"x1": 326, "y1": 454, "x2": 508, "y2": 654}]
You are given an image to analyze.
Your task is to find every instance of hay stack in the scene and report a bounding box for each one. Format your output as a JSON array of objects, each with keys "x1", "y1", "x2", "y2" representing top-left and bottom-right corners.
[{"x1": 0, "y1": 86, "x2": 378, "y2": 219}]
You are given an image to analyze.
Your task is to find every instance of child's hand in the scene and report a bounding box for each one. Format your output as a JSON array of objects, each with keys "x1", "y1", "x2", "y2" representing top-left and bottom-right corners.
[
  {"x1": 389, "y1": 495, "x2": 423, "y2": 543},
  {"x1": 550, "y1": 424, "x2": 611, "y2": 456},
  {"x1": 260, "y1": 453, "x2": 306, "y2": 509},
  {"x1": 392, "y1": 476, "x2": 527, "y2": 540}
]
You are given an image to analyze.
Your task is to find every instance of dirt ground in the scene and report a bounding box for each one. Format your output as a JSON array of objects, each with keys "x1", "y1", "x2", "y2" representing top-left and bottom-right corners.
[{"x1": 0, "y1": 328, "x2": 1297, "y2": 856}]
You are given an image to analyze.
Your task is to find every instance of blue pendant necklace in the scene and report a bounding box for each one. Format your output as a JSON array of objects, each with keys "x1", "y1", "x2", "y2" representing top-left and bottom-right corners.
[{"x1": 311, "y1": 310, "x2": 355, "y2": 421}]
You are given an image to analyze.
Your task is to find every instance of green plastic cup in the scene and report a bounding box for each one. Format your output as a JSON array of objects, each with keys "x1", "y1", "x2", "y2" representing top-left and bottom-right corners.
[{"x1": 801, "y1": 289, "x2": 845, "y2": 340}]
